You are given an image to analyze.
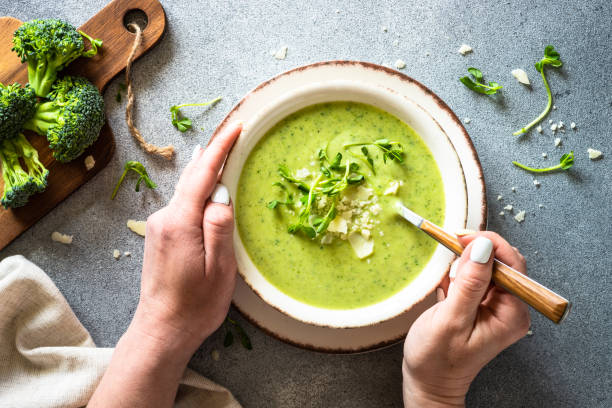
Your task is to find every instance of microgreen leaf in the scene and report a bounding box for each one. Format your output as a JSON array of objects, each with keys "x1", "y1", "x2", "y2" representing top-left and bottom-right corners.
[
  {"x1": 223, "y1": 330, "x2": 234, "y2": 347},
  {"x1": 512, "y1": 151, "x2": 574, "y2": 173},
  {"x1": 225, "y1": 317, "x2": 252, "y2": 350},
  {"x1": 514, "y1": 45, "x2": 563, "y2": 135},
  {"x1": 111, "y1": 161, "x2": 157, "y2": 200},
  {"x1": 170, "y1": 97, "x2": 221, "y2": 132},
  {"x1": 460, "y1": 67, "x2": 502, "y2": 95}
]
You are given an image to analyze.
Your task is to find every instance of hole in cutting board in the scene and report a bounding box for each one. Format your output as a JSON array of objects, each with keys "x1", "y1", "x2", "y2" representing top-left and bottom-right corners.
[{"x1": 124, "y1": 9, "x2": 148, "y2": 32}]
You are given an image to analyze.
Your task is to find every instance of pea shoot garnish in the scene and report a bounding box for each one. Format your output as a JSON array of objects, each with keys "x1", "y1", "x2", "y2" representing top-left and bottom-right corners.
[
  {"x1": 513, "y1": 151, "x2": 574, "y2": 173},
  {"x1": 513, "y1": 46, "x2": 563, "y2": 135},
  {"x1": 460, "y1": 67, "x2": 502, "y2": 95}
]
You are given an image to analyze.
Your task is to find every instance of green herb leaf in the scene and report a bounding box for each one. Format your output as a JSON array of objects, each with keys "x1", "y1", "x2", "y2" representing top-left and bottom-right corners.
[
  {"x1": 460, "y1": 67, "x2": 502, "y2": 95},
  {"x1": 512, "y1": 151, "x2": 574, "y2": 173},
  {"x1": 111, "y1": 161, "x2": 157, "y2": 200},
  {"x1": 170, "y1": 97, "x2": 221, "y2": 132},
  {"x1": 514, "y1": 45, "x2": 563, "y2": 135}
]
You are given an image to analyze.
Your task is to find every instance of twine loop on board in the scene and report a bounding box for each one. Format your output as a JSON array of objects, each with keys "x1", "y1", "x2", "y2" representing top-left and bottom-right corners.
[{"x1": 125, "y1": 23, "x2": 174, "y2": 160}]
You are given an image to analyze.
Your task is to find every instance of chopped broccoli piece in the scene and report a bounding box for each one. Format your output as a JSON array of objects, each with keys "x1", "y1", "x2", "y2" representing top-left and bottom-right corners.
[
  {"x1": 0, "y1": 133, "x2": 48, "y2": 209},
  {"x1": 24, "y1": 76, "x2": 105, "y2": 163},
  {"x1": 12, "y1": 19, "x2": 102, "y2": 97},
  {"x1": 0, "y1": 83, "x2": 37, "y2": 142}
]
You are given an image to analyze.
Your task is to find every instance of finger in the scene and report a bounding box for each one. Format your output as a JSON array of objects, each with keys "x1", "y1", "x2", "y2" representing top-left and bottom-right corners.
[
  {"x1": 203, "y1": 184, "x2": 237, "y2": 275},
  {"x1": 172, "y1": 122, "x2": 242, "y2": 212},
  {"x1": 441, "y1": 236, "x2": 494, "y2": 325},
  {"x1": 457, "y1": 231, "x2": 527, "y2": 274}
]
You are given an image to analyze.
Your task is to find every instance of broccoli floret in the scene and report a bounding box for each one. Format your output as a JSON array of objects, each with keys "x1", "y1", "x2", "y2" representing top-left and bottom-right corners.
[
  {"x1": 24, "y1": 76, "x2": 105, "y2": 163},
  {"x1": 12, "y1": 19, "x2": 102, "y2": 97},
  {"x1": 0, "y1": 83, "x2": 37, "y2": 142},
  {"x1": 0, "y1": 133, "x2": 49, "y2": 209}
]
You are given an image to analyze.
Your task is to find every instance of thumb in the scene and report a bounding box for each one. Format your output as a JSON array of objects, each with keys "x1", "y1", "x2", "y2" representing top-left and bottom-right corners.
[
  {"x1": 442, "y1": 236, "x2": 494, "y2": 326},
  {"x1": 204, "y1": 184, "x2": 236, "y2": 272}
]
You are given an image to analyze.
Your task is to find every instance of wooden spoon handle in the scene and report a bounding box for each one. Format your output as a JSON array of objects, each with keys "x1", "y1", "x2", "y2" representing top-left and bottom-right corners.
[{"x1": 420, "y1": 220, "x2": 571, "y2": 324}]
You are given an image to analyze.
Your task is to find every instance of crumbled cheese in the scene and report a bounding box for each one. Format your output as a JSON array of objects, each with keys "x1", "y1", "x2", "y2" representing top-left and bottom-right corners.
[
  {"x1": 347, "y1": 186, "x2": 374, "y2": 201},
  {"x1": 463, "y1": 117, "x2": 471, "y2": 124},
  {"x1": 499, "y1": 211, "x2": 505, "y2": 216},
  {"x1": 320, "y1": 234, "x2": 333, "y2": 245},
  {"x1": 327, "y1": 216, "x2": 348, "y2": 234},
  {"x1": 382, "y1": 26, "x2": 388, "y2": 32},
  {"x1": 383, "y1": 181, "x2": 400, "y2": 196},
  {"x1": 113, "y1": 249, "x2": 121, "y2": 260},
  {"x1": 511, "y1": 68, "x2": 530, "y2": 85},
  {"x1": 295, "y1": 168, "x2": 310, "y2": 178},
  {"x1": 335, "y1": 9, "x2": 340, "y2": 13},
  {"x1": 127, "y1": 220, "x2": 146, "y2": 237},
  {"x1": 533, "y1": 179, "x2": 541, "y2": 187},
  {"x1": 542, "y1": 152, "x2": 547, "y2": 158},
  {"x1": 348, "y1": 233, "x2": 374, "y2": 259},
  {"x1": 370, "y1": 203, "x2": 382, "y2": 215},
  {"x1": 549, "y1": 119, "x2": 553, "y2": 124},
  {"x1": 425, "y1": 51, "x2": 430, "y2": 56},
  {"x1": 393, "y1": 39, "x2": 399, "y2": 46},
  {"x1": 497, "y1": 195, "x2": 503, "y2": 201},
  {"x1": 587, "y1": 148, "x2": 602, "y2": 160},
  {"x1": 552, "y1": 105, "x2": 557, "y2": 110},
  {"x1": 538, "y1": 204, "x2": 544, "y2": 209},
  {"x1": 558, "y1": 121, "x2": 564, "y2": 129},
  {"x1": 570, "y1": 122, "x2": 576, "y2": 129},
  {"x1": 514, "y1": 210, "x2": 526, "y2": 223},
  {"x1": 274, "y1": 46, "x2": 288, "y2": 60},
  {"x1": 51, "y1": 231, "x2": 73, "y2": 245},
  {"x1": 124, "y1": 251, "x2": 131, "y2": 257},
  {"x1": 554, "y1": 138, "x2": 561, "y2": 147},
  {"x1": 211, "y1": 350, "x2": 220, "y2": 361},
  {"x1": 361, "y1": 229, "x2": 371, "y2": 239},
  {"x1": 511, "y1": 187, "x2": 517, "y2": 192},
  {"x1": 394, "y1": 59, "x2": 406, "y2": 69},
  {"x1": 536, "y1": 125, "x2": 543, "y2": 133},
  {"x1": 550, "y1": 123, "x2": 557, "y2": 132},
  {"x1": 458, "y1": 44, "x2": 473, "y2": 55},
  {"x1": 504, "y1": 204, "x2": 513, "y2": 211},
  {"x1": 84, "y1": 155, "x2": 95, "y2": 171},
  {"x1": 526, "y1": 330, "x2": 533, "y2": 336},
  {"x1": 379, "y1": 230, "x2": 384, "y2": 236}
]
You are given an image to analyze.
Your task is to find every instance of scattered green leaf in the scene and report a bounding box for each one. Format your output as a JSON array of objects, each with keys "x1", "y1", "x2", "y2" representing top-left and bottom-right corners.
[
  {"x1": 512, "y1": 151, "x2": 574, "y2": 173},
  {"x1": 513, "y1": 45, "x2": 563, "y2": 135},
  {"x1": 460, "y1": 67, "x2": 503, "y2": 95},
  {"x1": 223, "y1": 330, "x2": 234, "y2": 347},
  {"x1": 115, "y1": 83, "x2": 126, "y2": 102},
  {"x1": 111, "y1": 161, "x2": 157, "y2": 200},
  {"x1": 225, "y1": 317, "x2": 252, "y2": 350},
  {"x1": 170, "y1": 97, "x2": 221, "y2": 132}
]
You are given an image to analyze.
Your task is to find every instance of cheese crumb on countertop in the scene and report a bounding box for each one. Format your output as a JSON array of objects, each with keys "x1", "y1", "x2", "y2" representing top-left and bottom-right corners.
[
  {"x1": 511, "y1": 186, "x2": 517, "y2": 192},
  {"x1": 497, "y1": 195, "x2": 503, "y2": 201},
  {"x1": 124, "y1": 251, "x2": 131, "y2": 257},
  {"x1": 84, "y1": 155, "x2": 95, "y2": 171},
  {"x1": 552, "y1": 105, "x2": 557, "y2": 110},
  {"x1": 393, "y1": 39, "x2": 399, "y2": 46},
  {"x1": 127, "y1": 220, "x2": 146, "y2": 236},
  {"x1": 113, "y1": 249, "x2": 121, "y2": 260},
  {"x1": 274, "y1": 46, "x2": 288, "y2": 60},
  {"x1": 504, "y1": 204, "x2": 513, "y2": 211},
  {"x1": 51, "y1": 231, "x2": 73, "y2": 244},
  {"x1": 554, "y1": 138, "x2": 561, "y2": 147},
  {"x1": 570, "y1": 122, "x2": 576, "y2": 129},
  {"x1": 394, "y1": 59, "x2": 406, "y2": 69},
  {"x1": 514, "y1": 210, "x2": 526, "y2": 223},
  {"x1": 587, "y1": 148, "x2": 603, "y2": 160},
  {"x1": 463, "y1": 117, "x2": 471, "y2": 124},
  {"x1": 536, "y1": 125, "x2": 543, "y2": 133},
  {"x1": 458, "y1": 44, "x2": 473, "y2": 55},
  {"x1": 499, "y1": 211, "x2": 505, "y2": 216},
  {"x1": 533, "y1": 179, "x2": 541, "y2": 187},
  {"x1": 542, "y1": 152, "x2": 548, "y2": 158},
  {"x1": 511, "y1": 68, "x2": 530, "y2": 85},
  {"x1": 382, "y1": 26, "x2": 388, "y2": 32}
]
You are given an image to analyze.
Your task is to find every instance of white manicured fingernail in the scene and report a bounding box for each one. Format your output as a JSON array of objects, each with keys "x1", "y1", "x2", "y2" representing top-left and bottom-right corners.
[
  {"x1": 191, "y1": 144, "x2": 202, "y2": 160},
  {"x1": 449, "y1": 259, "x2": 459, "y2": 278},
  {"x1": 211, "y1": 184, "x2": 230, "y2": 205},
  {"x1": 470, "y1": 237, "x2": 493, "y2": 264}
]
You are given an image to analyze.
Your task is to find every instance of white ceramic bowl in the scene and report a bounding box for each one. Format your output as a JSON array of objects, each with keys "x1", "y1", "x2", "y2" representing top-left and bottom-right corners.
[{"x1": 222, "y1": 79, "x2": 468, "y2": 328}]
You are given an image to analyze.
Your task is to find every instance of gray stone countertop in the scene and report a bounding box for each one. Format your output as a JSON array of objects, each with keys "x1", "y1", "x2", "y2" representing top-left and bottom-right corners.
[{"x1": 2, "y1": 0, "x2": 611, "y2": 407}]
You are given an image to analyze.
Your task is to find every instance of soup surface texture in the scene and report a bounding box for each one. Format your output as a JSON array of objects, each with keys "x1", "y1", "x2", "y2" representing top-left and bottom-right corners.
[{"x1": 236, "y1": 102, "x2": 445, "y2": 309}]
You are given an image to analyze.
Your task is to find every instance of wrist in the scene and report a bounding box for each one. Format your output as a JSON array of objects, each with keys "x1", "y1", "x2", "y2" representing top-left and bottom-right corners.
[{"x1": 403, "y1": 368, "x2": 469, "y2": 408}]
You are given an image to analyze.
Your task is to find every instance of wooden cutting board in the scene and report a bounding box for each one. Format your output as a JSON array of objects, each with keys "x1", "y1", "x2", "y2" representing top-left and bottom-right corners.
[{"x1": 0, "y1": 0, "x2": 166, "y2": 251}]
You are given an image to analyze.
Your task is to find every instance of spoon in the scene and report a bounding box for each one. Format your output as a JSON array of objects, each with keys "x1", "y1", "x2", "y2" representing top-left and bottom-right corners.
[{"x1": 397, "y1": 202, "x2": 571, "y2": 324}]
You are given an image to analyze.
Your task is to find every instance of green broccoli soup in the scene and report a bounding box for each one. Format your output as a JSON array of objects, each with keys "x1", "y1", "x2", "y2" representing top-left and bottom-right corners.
[{"x1": 236, "y1": 102, "x2": 445, "y2": 309}]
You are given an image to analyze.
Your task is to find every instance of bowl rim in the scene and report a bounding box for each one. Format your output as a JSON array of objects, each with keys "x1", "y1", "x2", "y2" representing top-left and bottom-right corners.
[
  {"x1": 221, "y1": 77, "x2": 469, "y2": 328},
  {"x1": 210, "y1": 61, "x2": 487, "y2": 348}
]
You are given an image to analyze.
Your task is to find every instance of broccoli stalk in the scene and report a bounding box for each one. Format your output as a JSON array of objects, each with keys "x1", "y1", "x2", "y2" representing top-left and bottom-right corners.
[
  {"x1": 12, "y1": 19, "x2": 103, "y2": 97},
  {"x1": 24, "y1": 76, "x2": 105, "y2": 163},
  {"x1": 0, "y1": 134, "x2": 48, "y2": 209}
]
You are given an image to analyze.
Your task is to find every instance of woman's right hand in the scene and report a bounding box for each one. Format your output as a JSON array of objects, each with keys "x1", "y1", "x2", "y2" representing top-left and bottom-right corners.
[{"x1": 402, "y1": 232, "x2": 531, "y2": 407}]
